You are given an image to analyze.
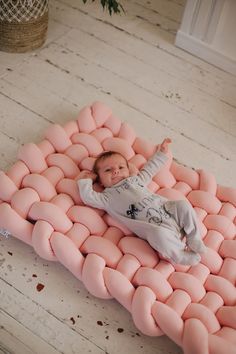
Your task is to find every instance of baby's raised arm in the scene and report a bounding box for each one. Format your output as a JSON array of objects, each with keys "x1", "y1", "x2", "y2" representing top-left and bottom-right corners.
[{"x1": 137, "y1": 138, "x2": 171, "y2": 185}]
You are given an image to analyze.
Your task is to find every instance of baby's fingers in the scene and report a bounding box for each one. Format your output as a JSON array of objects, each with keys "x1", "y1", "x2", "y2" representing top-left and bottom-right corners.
[
  {"x1": 162, "y1": 138, "x2": 172, "y2": 145},
  {"x1": 160, "y1": 138, "x2": 172, "y2": 153}
]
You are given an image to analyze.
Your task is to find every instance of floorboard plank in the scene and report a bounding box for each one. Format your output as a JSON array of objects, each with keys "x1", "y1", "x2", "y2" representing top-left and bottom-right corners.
[
  {"x1": 0, "y1": 310, "x2": 60, "y2": 354},
  {"x1": 51, "y1": 0, "x2": 236, "y2": 106}
]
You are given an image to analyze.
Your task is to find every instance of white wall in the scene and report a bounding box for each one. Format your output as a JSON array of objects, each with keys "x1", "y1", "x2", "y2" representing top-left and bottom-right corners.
[
  {"x1": 213, "y1": 0, "x2": 236, "y2": 59},
  {"x1": 175, "y1": 0, "x2": 236, "y2": 75}
]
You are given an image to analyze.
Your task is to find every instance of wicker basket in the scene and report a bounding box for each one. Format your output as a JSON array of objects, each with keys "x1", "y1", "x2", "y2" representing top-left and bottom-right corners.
[{"x1": 0, "y1": 0, "x2": 49, "y2": 53}]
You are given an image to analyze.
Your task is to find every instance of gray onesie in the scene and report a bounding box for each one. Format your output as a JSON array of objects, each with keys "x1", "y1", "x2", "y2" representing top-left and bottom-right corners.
[{"x1": 78, "y1": 151, "x2": 205, "y2": 265}]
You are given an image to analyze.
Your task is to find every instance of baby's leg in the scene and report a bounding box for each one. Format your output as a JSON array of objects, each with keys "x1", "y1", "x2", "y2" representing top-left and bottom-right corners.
[
  {"x1": 147, "y1": 228, "x2": 201, "y2": 266},
  {"x1": 164, "y1": 200, "x2": 207, "y2": 254}
]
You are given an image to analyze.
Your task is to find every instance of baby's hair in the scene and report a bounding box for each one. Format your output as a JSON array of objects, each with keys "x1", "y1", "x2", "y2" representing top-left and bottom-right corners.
[{"x1": 93, "y1": 151, "x2": 128, "y2": 176}]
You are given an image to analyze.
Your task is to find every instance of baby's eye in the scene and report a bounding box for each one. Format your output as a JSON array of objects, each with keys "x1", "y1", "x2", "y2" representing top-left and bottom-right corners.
[
  {"x1": 119, "y1": 166, "x2": 125, "y2": 169},
  {"x1": 105, "y1": 168, "x2": 111, "y2": 172}
]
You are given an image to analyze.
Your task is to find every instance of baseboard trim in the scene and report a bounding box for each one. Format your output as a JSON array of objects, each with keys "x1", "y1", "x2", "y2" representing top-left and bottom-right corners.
[{"x1": 175, "y1": 30, "x2": 236, "y2": 75}]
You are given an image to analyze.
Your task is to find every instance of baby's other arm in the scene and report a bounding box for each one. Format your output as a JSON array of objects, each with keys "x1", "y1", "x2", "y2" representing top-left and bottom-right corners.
[
  {"x1": 77, "y1": 170, "x2": 97, "y2": 181},
  {"x1": 77, "y1": 171, "x2": 107, "y2": 209}
]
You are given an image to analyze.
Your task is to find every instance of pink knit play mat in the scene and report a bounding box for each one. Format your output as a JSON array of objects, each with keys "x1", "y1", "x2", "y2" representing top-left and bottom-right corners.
[{"x1": 0, "y1": 102, "x2": 235, "y2": 353}]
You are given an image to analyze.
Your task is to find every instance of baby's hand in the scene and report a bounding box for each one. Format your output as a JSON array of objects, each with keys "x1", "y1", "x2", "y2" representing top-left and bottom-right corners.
[
  {"x1": 128, "y1": 162, "x2": 139, "y2": 176},
  {"x1": 157, "y1": 138, "x2": 172, "y2": 154},
  {"x1": 77, "y1": 170, "x2": 97, "y2": 181}
]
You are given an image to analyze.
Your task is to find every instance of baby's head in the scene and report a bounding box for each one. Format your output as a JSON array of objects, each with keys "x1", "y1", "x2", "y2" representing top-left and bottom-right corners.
[{"x1": 93, "y1": 151, "x2": 130, "y2": 187}]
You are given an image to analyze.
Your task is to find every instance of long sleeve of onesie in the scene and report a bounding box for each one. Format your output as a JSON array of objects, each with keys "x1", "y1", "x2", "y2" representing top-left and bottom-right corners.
[
  {"x1": 137, "y1": 151, "x2": 168, "y2": 185},
  {"x1": 77, "y1": 178, "x2": 108, "y2": 209}
]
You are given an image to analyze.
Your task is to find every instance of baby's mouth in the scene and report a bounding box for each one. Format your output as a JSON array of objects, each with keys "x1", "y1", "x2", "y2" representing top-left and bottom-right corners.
[{"x1": 112, "y1": 175, "x2": 122, "y2": 182}]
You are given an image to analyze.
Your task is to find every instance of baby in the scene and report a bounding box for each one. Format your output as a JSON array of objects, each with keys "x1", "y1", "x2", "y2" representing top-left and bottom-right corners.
[{"x1": 77, "y1": 138, "x2": 206, "y2": 265}]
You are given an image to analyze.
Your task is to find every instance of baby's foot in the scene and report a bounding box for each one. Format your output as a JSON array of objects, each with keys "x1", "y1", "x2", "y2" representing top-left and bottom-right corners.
[
  {"x1": 188, "y1": 252, "x2": 201, "y2": 266},
  {"x1": 172, "y1": 250, "x2": 201, "y2": 266},
  {"x1": 187, "y1": 239, "x2": 207, "y2": 254}
]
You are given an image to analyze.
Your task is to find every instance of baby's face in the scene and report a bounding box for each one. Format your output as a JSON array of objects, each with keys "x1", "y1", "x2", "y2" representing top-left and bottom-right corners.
[{"x1": 97, "y1": 154, "x2": 130, "y2": 187}]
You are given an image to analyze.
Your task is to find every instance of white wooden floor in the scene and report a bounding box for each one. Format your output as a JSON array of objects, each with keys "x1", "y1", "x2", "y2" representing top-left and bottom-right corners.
[{"x1": 0, "y1": 1, "x2": 235, "y2": 353}]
